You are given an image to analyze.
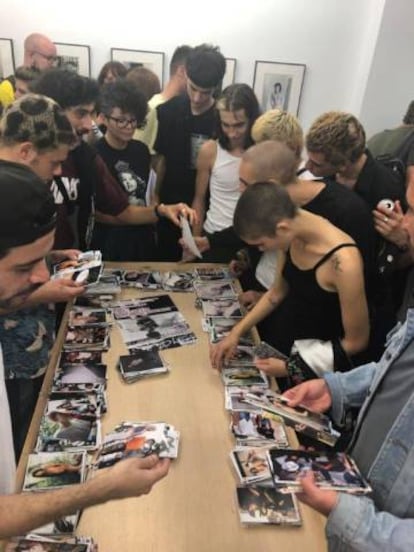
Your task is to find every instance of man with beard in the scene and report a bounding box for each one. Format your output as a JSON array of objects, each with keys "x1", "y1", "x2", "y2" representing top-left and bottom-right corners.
[{"x1": 0, "y1": 162, "x2": 170, "y2": 535}]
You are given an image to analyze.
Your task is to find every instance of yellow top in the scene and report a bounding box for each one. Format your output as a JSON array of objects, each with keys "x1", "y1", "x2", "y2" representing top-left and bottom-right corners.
[{"x1": 0, "y1": 78, "x2": 15, "y2": 108}]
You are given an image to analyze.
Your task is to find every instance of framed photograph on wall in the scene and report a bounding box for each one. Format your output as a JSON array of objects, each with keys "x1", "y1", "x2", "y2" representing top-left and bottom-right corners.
[
  {"x1": 111, "y1": 48, "x2": 165, "y2": 87},
  {"x1": 253, "y1": 60, "x2": 306, "y2": 115},
  {"x1": 54, "y1": 43, "x2": 91, "y2": 76},
  {"x1": 222, "y1": 58, "x2": 237, "y2": 90},
  {"x1": 0, "y1": 38, "x2": 15, "y2": 79}
]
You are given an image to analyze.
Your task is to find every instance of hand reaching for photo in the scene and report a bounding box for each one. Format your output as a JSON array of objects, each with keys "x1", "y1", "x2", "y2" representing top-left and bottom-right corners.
[{"x1": 254, "y1": 357, "x2": 287, "y2": 376}]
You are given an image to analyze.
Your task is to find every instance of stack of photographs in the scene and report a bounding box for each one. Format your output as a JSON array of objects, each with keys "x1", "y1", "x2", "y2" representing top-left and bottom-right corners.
[
  {"x1": 63, "y1": 326, "x2": 110, "y2": 352},
  {"x1": 121, "y1": 270, "x2": 162, "y2": 289},
  {"x1": 236, "y1": 486, "x2": 301, "y2": 526},
  {"x1": 254, "y1": 341, "x2": 288, "y2": 361},
  {"x1": 231, "y1": 446, "x2": 274, "y2": 485},
  {"x1": 161, "y1": 271, "x2": 194, "y2": 292},
  {"x1": 4, "y1": 536, "x2": 97, "y2": 551},
  {"x1": 194, "y1": 267, "x2": 231, "y2": 280},
  {"x1": 113, "y1": 295, "x2": 196, "y2": 352},
  {"x1": 118, "y1": 350, "x2": 169, "y2": 383},
  {"x1": 68, "y1": 307, "x2": 110, "y2": 328},
  {"x1": 52, "y1": 250, "x2": 103, "y2": 287},
  {"x1": 23, "y1": 451, "x2": 88, "y2": 492},
  {"x1": 94, "y1": 421, "x2": 180, "y2": 469},
  {"x1": 244, "y1": 390, "x2": 340, "y2": 447},
  {"x1": 82, "y1": 272, "x2": 121, "y2": 297},
  {"x1": 225, "y1": 387, "x2": 278, "y2": 412},
  {"x1": 222, "y1": 366, "x2": 268, "y2": 388},
  {"x1": 193, "y1": 279, "x2": 238, "y2": 301},
  {"x1": 230, "y1": 411, "x2": 288, "y2": 448},
  {"x1": 201, "y1": 298, "x2": 243, "y2": 318},
  {"x1": 267, "y1": 449, "x2": 372, "y2": 494}
]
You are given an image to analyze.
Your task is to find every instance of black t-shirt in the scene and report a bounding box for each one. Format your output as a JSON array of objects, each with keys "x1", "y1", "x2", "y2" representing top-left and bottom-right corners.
[
  {"x1": 93, "y1": 138, "x2": 155, "y2": 262},
  {"x1": 154, "y1": 95, "x2": 216, "y2": 205}
]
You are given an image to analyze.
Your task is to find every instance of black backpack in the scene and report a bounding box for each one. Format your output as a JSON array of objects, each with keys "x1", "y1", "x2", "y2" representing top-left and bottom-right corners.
[{"x1": 374, "y1": 128, "x2": 414, "y2": 187}]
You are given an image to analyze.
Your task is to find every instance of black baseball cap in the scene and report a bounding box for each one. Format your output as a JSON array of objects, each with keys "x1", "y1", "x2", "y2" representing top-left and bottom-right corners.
[{"x1": 0, "y1": 160, "x2": 56, "y2": 249}]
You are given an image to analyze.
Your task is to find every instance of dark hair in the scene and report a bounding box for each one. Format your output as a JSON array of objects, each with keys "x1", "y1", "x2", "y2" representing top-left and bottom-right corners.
[
  {"x1": 185, "y1": 44, "x2": 226, "y2": 89},
  {"x1": 215, "y1": 84, "x2": 260, "y2": 150},
  {"x1": 15, "y1": 65, "x2": 40, "y2": 84},
  {"x1": 31, "y1": 69, "x2": 99, "y2": 109},
  {"x1": 403, "y1": 101, "x2": 414, "y2": 125},
  {"x1": 97, "y1": 61, "x2": 127, "y2": 86},
  {"x1": 126, "y1": 66, "x2": 161, "y2": 101},
  {"x1": 99, "y1": 79, "x2": 148, "y2": 126},
  {"x1": 0, "y1": 94, "x2": 76, "y2": 150},
  {"x1": 233, "y1": 181, "x2": 297, "y2": 240},
  {"x1": 169, "y1": 45, "x2": 192, "y2": 76}
]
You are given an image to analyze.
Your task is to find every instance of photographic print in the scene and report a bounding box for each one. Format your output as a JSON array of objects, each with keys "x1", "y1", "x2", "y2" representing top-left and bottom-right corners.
[
  {"x1": 230, "y1": 410, "x2": 288, "y2": 447},
  {"x1": 222, "y1": 366, "x2": 268, "y2": 388},
  {"x1": 54, "y1": 42, "x2": 91, "y2": 76},
  {"x1": 23, "y1": 451, "x2": 86, "y2": 491},
  {"x1": 253, "y1": 60, "x2": 306, "y2": 115},
  {"x1": 0, "y1": 38, "x2": 15, "y2": 79},
  {"x1": 231, "y1": 446, "x2": 273, "y2": 483},
  {"x1": 236, "y1": 486, "x2": 301, "y2": 526},
  {"x1": 193, "y1": 280, "x2": 238, "y2": 300},
  {"x1": 267, "y1": 449, "x2": 371, "y2": 494},
  {"x1": 202, "y1": 298, "x2": 243, "y2": 318},
  {"x1": 111, "y1": 48, "x2": 165, "y2": 87}
]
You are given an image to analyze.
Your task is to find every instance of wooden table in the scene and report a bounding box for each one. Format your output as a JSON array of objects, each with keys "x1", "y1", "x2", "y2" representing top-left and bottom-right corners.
[{"x1": 17, "y1": 263, "x2": 327, "y2": 552}]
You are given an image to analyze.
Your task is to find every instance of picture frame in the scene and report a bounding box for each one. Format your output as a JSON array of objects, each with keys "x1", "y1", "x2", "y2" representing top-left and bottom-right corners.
[
  {"x1": 111, "y1": 48, "x2": 165, "y2": 87},
  {"x1": 54, "y1": 42, "x2": 91, "y2": 77},
  {"x1": 222, "y1": 57, "x2": 236, "y2": 90},
  {"x1": 0, "y1": 38, "x2": 15, "y2": 79},
  {"x1": 253, "y1": 60, "x2": 306, "y2": 115}
]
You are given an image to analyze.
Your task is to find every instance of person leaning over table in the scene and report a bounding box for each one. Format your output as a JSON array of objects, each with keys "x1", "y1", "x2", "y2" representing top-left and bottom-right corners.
[{"x1": 0, "y1": 162, "x2": 170, "y2": 538}]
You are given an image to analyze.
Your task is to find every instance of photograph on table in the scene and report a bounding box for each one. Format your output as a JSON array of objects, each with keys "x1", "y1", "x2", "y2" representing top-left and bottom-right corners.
[
  {"x1": 0, "y1": 38, "x2": 15, "y2": 79},
  {"x1": 267, "y1": 449, "x2": 372, "y2": 494},
  {"x1": 231, "y1": 446, "x2": 273, "y2": 484},
  {"x1": 224, "y1": 345, "x2": 256, "y2": 367},
  {"x1": 4, "y1": 536, "x2": 96, "y2": 551},
  {"x1": 121, "y1": 270, "x2": 161, "y2": 289},
  {"x1": 59, "y1": 351, "x2": 103, "y2": 365},
  {"x1": 193, "y1": 279, "x2": 238, "y2": 300},
  {"x1": 201, "y1": 298, "x2": 243, "y2": 318},
  {"x1": 54, "y1": 42, "x2": 91, "y2": 76},
  {"x1": 244, "y1": 390, "x2": 340, "y2": 447},
  {"x1": 253, "y1": 60, "x2": 306, "y2": 115},
  {"x1": 111, "y1": 47, "x2": 165, "y2": 86},
  {"x1": 68, "y1": 308, "x2": 109, "y2": 327},
  {"x1": 222, "y1": 366, "x2": 268, "y2": 387},
  {"x1": 36, "y1": 409, "x2": 100, "y2": 452},
  {"x1": 32, "y1": 512, "x2": 80, "y2": 536},
  {"x1": 118, "y1": 349, "x2": 169, "y2": 382},
  {"x1": 23, "y1": 451, "x2": 87, "y2": 491},
  {"x1": 63, "y1": 326, "x2": 110, "y2": 351},
  {"x1": 55, "y1": 363, "x2": 107, "y2": 385},
  {"x1": 230, "y1": 410, "x2": 288, "y2": 447},
  {"x1": 236, "y1": 486, "x2": 301, "y2": 526},
  {"x1": 225, "y1": 386, "x2": 279, "y2": 411},
  {"x1": 46, "y1": 392, "x2": 101, "y2": 419},
  {"x1": 161, "y1": 271, "x2": 195, "y2": 292},
  {"x1": 194, "y1": 266, "x2": 231, "y2": 281}
]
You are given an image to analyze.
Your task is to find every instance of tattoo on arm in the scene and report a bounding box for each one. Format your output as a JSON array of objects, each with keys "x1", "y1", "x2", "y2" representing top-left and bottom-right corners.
[{"x1": 332, "y1": 254, "x2": 342, "y2": 272}]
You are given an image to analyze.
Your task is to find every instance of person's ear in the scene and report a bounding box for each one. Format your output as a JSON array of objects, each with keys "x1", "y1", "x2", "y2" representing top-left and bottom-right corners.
[
  {"x1": 275, "y1": 220, "x2": 291, "y2": 236},
  {"x1": 19, "y1": 142, "x2": 37, "y2": 163}
]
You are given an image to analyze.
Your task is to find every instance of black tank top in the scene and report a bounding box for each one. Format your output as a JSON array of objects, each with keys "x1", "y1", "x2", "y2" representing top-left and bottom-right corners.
[{"x1": 258, "y1": 243, "x2": 357, "y2": 355}]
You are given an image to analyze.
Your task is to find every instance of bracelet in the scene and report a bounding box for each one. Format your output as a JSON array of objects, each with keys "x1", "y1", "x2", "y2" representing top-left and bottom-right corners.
[{"x1": 154, "y1": 203, "x2": 164, "y2": 219}]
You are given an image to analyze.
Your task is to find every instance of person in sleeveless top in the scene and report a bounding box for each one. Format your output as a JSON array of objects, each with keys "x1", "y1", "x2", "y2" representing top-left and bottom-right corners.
[
  {"x1": 210, "y1": 182, "x2": 370, "y2": 387},
  {"x1": 191, "y1": 84, "x2": 260, "y2": 262}
]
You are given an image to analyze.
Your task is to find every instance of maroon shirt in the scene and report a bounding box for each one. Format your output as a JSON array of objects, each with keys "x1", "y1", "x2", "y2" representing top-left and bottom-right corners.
[{"x1": 50, "y1": 149, "x2": 129, "y2": 249}]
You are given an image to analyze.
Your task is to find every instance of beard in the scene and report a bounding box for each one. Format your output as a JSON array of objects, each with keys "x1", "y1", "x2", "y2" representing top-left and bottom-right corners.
[{"x1": 0, "y1": 283, "x2": 42, "y2": 310}]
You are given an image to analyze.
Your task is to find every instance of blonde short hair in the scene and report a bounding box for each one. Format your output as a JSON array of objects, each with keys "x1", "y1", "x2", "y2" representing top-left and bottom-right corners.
[{"x1": 251, "y1": 109, "x2": 304, "y2": 159}]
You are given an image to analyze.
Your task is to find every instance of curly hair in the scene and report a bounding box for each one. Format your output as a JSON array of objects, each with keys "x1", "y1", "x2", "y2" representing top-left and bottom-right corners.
[
  {"x1": 251, "y1": 109, "x2": 304, "y2": 159},
  {"x1": 31, "y1": 69, "x2": 99, "y2": 109},
  {"x1": 215, "y1": 83, "x2": 260, "y2": 150},
  {"x1": 306, "y1": 111, "x2": 366, "y2": 166},
  {"x1": 99, "y1": 79, "x2": 148, "y2": 126}
]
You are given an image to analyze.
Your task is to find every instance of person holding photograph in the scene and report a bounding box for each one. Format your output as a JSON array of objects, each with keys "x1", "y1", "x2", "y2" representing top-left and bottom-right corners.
[
  {"x1": 211, "y1": 181, "x2": 370, "y2": 388},
  {"x1": 0, "y1": 162, "x2": 170, "y2": 538}
]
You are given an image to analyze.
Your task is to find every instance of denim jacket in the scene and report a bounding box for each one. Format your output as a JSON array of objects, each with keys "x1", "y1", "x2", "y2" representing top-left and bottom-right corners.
[{"x1": 323, "y1": 308, "x2": 414, "y2": 551}]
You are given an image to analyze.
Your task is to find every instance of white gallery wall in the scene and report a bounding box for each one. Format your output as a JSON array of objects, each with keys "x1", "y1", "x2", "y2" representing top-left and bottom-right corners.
[{"x1": 0, "y1": 0, "x2": 411, "y2": 135}]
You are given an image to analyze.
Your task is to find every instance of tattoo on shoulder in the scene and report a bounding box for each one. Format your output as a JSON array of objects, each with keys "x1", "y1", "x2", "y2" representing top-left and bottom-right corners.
[{"x1": 332, "y1": 254, "x2": 342, "y2": 272}]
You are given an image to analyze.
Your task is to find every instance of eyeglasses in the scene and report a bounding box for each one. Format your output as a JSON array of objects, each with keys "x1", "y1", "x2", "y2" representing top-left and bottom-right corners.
[
  {"x1": 32, "y1": 51, "x2": 58, "y2": 63},
  {"x1": 107, "y1": 116, "x2": 138, "y2": 129}
]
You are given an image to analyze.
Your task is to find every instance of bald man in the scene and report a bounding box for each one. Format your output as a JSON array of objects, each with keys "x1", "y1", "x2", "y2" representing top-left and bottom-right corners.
[{"x1": 0, "y1": 33, "x2": 56, "y2": 108}]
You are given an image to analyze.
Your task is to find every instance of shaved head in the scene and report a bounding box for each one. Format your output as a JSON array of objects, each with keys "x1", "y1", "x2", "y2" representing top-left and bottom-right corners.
[
  {"x1": 241, "y1": 140, "x2": 299, "y2": 186},
  {"x1": 24, "y1": 33, "x2": 56, "y2": 70}
]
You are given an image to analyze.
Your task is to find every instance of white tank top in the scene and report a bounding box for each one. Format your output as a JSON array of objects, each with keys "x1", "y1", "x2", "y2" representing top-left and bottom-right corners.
[{"x1": 203, "y1": 143, "x2": 241, "y2": 234}]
